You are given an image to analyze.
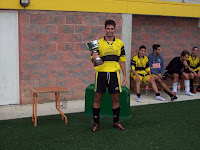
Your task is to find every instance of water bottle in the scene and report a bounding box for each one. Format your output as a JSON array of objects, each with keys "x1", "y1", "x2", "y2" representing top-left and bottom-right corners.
[
  {"x1": 145, "y1": 84, "x2": 149, "y2": 96},
  {"x1": 177, "y1": 83, "x2": 181, "y2": 95}
]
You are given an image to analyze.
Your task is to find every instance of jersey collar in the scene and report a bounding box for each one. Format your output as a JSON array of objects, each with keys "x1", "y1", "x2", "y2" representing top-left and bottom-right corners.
[{"x1": 104, "y1": 36, "x2": 115, "y2": 45}]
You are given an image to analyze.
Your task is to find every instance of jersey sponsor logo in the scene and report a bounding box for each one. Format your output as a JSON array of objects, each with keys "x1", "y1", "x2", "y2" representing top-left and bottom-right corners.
[{"x1": 152, "y1": 63, "x2": 161, "y2": 68}]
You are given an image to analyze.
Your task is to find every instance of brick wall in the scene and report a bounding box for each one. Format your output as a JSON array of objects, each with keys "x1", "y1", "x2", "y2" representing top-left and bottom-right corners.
[
  {"x1": 132, "y1": 15, "x2": 200, "y2": 66},
  {"x1": 19, "y1": 10, "x2": 122, "y2": 104}
]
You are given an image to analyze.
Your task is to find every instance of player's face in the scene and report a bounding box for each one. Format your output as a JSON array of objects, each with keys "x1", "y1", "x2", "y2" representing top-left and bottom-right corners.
[
  {"x1": 139, "y1": 48, "x2": 146, "y2": 57},
  {"x1": 105, "y1": 25, "x2": 115, "y2": 38},
  {"x1": 182, "y1": 54, "x2": 190, "y2": 61},
  {"x1": 192, "y1": 48, "x2": 198, "y2": 56},
  {"x1": 155, "y1": 47, "x2": 161, "y2": 55}
]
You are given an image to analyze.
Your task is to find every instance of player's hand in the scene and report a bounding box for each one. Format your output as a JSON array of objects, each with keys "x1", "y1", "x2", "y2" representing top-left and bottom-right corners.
[
  {"x1": 193, "y1": 71, "x2": 198, "y2": 77},
  {"x1": 158, "y1": 74, "x2": 163, "y2": 79},
  {"x1": 183, "y1": 61, "x2": 188, "y2": 68},
  {"x1": 92, "y1": 52, "x2": 99, "y2": 59},
  {"x1": 121, "y1": 76, "x2": 127, "y2": 87}
]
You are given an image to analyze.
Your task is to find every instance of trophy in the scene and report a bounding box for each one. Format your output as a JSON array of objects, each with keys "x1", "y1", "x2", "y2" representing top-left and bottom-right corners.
[{"x1": 86, "y1": 39, "x2": 103, "y2": 66}]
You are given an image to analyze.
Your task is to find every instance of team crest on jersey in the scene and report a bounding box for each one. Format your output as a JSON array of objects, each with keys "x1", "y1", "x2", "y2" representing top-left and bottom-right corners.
[{"x1": 115, "y1": 87, "x2": 119, "y2": 90}]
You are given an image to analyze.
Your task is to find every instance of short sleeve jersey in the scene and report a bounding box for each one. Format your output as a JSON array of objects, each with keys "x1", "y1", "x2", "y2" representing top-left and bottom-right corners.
[
  {"x1": 130, "y1": 54, "x2": 150, "y2": 78},
  {"x1": 188, "y1": 55, "x2": 200, "y2": 71},
  {"x1": 94, "y1": 37, "x2": 126, "y2": 72}
]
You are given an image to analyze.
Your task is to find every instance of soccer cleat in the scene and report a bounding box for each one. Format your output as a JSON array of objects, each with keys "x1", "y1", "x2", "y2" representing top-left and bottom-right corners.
[
  {"x1": 137, "y1": 96, "x2": 141, "y2": 102},
  {"x1": 92, "y1": 123, "x2": 99, "y2": 132},
  {"x1": 185, "y1": 92, "x2": 194, "y2": 96},
  {"x1": 190, "y1": 89, "x2": 196, "y2": 94},
  {"x1": 171, "y1": 95, "x2": 178, "y2": 101},
  {"x1": 155, "y1": 96, "x2": 166, "y2": 101},
  {"x1": 196, "y1": 87, "x2": 200, "y2": 92},
  {"x1": 113, "y1": 122, "x2": 125, "y2": 130}
]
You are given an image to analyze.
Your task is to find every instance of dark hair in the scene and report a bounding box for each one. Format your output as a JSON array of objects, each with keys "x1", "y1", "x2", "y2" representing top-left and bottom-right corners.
[
  {"x1": 152, "y1": 44, "x2": 160, "y2": 52},
  {"x1": 139, "y1": 45, "x2": 146, "y2": 50},
  {"x1": 181, "y1": 50, "x2": 190, "y2": 57},
  {"x1": 105, "y1": 20, "x2": 116, "y2": 28},
  {"x1": 192, "y1": 47, "x2": 198, "y2": 50}
]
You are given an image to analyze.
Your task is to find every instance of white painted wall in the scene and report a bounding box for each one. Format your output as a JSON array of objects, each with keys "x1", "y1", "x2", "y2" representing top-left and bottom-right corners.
[{"x1": 0, "y1": 11, "x2": 19, "y2": 105}]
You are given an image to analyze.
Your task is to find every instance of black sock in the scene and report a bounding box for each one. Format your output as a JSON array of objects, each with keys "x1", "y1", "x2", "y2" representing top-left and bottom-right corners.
[
  {"x1": 190, "y1": 79, "x2": 194, "y2": 90},
  {"x1": 137, "y1": 93, "x2": 141, "y2": 97},
  {"x1": 164, "y1": 90, "x2": 173, "y2": 97},
  {"x1": 93, "y1": 107, "x2": 100, "y2": 124},
  {"x1": 156, "y1": 93, "x2": 160, "y2": 96},
  {"x1": 113, "y1": 107, "x2": 120, "y2": 123}
]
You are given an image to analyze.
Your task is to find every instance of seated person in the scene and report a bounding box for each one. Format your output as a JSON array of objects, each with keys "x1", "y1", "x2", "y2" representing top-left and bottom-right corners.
[
  {"x1": 130, "y1": 45, "x2": 165, "y2": 102},
  {"x1": 165, "y1": 50, "x2": 194, "y2": 96},
  {"x1": 148, "y1": 44, "x2": 177, "y2": 101},
  {"x1": 188, "y1": 47, "x2": 200, "y2": 93}
]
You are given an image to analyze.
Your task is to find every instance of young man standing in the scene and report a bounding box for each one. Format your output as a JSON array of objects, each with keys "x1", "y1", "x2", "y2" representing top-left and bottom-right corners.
[
  {"x1": 188, "y1": 47, "x2": 200, "y2": 93},
  {"x1": 91, "y1": 20, "x2": 127, "y2": 132},
  {"x1": 148, "y1": 44, "x2": 177, "y2": 101},
  {"x1": 131, "y1": 45, "x2": 165, "y2": 102},
  {"x1": 165, "y1": 50, "x2": 194, "y2": 96}
]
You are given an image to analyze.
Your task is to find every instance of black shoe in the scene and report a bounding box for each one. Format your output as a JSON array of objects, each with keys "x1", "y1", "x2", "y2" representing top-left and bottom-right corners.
[{"x1": 171, "y1": 95, "x2": 178, "y2": 101}]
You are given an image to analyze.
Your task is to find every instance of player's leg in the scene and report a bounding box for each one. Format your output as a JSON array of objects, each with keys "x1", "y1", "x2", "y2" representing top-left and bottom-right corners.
[
  {"x1": 146, "y1": 75, "x2": 165, "y2": 101},
  {"x1": 109, "y1": 72, "x2": 125, "y2": 130},
  {"x1": 182, "y1": 72, "x2": 194, "y2": 96}
]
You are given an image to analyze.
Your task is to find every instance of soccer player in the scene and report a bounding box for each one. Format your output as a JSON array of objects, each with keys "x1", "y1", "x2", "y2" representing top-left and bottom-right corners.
[
  {"x1": 165, "y1": 50, "x2": 194, "y2": 96},
  {"x1": 130, "y1": 45, "x2": 165, "y2": 102},
  {"x1": 188, "y1": 47, "x2": 200, "y2": 93},
  {"x1": 148, "y1": 44, "x2": 177, "y2": 101},
  {"x1": 91, "y1": 20, "x2": 127, "y2": 132}
]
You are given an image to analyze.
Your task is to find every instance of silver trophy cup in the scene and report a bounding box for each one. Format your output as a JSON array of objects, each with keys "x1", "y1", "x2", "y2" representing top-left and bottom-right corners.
[{"x1": 86, "y1": 39, "x2": 103, "y2": 66}]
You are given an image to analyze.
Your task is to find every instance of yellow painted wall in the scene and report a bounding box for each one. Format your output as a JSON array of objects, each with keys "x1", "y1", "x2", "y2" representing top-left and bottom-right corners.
[{"x1": 0, "y1": 0, "x2": 200, "y2": 18}]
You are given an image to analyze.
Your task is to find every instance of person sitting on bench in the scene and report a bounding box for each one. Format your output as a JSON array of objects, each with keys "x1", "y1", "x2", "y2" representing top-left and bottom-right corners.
[
  {"x1": 165, "y1": 50, "x2": 194, "y2": 96},
  {"x1": 148, "y1": 44, "x2": 177, "y2": 101},
  {"x1": 130, "y1": 45, "x2": 165, "y2": 102},
  {"x1": 188, "y1": 47, "x2": 200, "y2": 93}
]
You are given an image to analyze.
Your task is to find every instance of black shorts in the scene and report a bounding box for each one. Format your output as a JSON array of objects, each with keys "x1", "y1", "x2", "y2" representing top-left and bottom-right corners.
[
  {"x1": 94, "y1": 72, "x2": 122, "y2": 94},
  {"x1": 166, "y1": 71, "x2": 182, "y2": 80}
]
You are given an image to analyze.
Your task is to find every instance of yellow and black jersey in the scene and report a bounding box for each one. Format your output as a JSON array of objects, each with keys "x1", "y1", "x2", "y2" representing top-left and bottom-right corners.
[
  {"x1": 92, "y1": 37, "x2": 126, "y2": 72},
  {"x1": 130, "y1": 54, "x2": 150, "y2": 78},
  {"x1": 188, "y1": 55, "x2": 200, "y2": 71}
]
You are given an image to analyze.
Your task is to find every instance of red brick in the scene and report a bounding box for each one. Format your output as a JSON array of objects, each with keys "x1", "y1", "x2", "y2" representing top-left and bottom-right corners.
[
  {"x1": 21, "y1": 43, "x2": 39, "y2": 52},
  {"x1": 58, "y1": 25, "x2": 74, "y2": 34},
  {"x1": 20, "y1": 13, "x2": 30, "y2": 24},
  {"x1": 91, "y1": 26, "x2": 104, "y2": 34},
  {"x1": 74, "y1": 43, "x2": 88, "y2": 51},
  {"x1": 66, "y1": 15, "x2": 82, "y2": 24},
  {"x1": 31, "y1": 70, "x2": 49, "y2": 79},
  {"x1": 49, "y1": 34, "x2": 65, "y2": 43},
  {"x1": 21, "y1": 61, "x2": 40, "y2": 71},
  {"x1": 75, "y1": 25, "x2": 91, "y2": 34},
  {"x1": 66, "y1": 34, "x2": 82, "y2": 42},
  {"x1": 48, "y1": 51, "x2": 63, "y2": 61},
  {"x1": 21, "y1": 33, "x2": 49, "y2": 43},
  {"x1": 57, "y1": 43, "x2": 74, "y2": 51},
  {"x1": 21, "y1": 80, "x2": 39, "y2": 90},
  {"x1": 30, "y1": 14, "x2": 49, "y2": 24},
  {"x1": 82, "y1": 16, "x2": 99, "y2": 25},
  {"x1": 20, "y1": 24, "x2": 39, "y2": 33},
  {"x1": 31, "y1": 51, "x2": 49, "y2": 61},
  {"x1": 20, "y1": 52, "x2": 31, "y2": 62},
  {"x1": 39, "y1": 42, "x2": 57, "y2": 52},
  {"x1": 62, "y1": 51, "x2": 76, "y2": 61},
  {"x1": 40, "y1": 25, "x2": 57, "y2": 33},
  {"x1": 49, "y1": 15, "x2": 65, "y2": 24},
  {"x1": 39, "y1": 78, "x2": 57, "y2": 87}
]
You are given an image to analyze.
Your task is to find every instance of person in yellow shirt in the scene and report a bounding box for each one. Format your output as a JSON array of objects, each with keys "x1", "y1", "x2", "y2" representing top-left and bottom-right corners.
[
  {"x1": 131, "y1": 45, "x2": 165, "y2": 102},
  {"x1": 188, "y1": 47, "x2": 200, "y2": 93},
  {"x1": 91, "y1": 20, "x2": 126, "y2": 132}
]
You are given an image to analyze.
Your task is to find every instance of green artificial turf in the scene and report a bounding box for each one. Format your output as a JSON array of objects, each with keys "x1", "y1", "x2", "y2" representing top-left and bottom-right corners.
[{"x1": 0, "y1": 100, "x2": 200, "y2": 150}]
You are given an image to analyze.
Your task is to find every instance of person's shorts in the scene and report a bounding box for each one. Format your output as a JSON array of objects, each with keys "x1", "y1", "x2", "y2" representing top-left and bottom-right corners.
[
  {"x1": 165, "y1": 71, "x2": 182, "y2": 80},
  {"x1": 94, "y1": 71, "x2": 122, "y2": 94},
  {"x1": 132, "y1": 74, "x2": 150, "y2": 84}
]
